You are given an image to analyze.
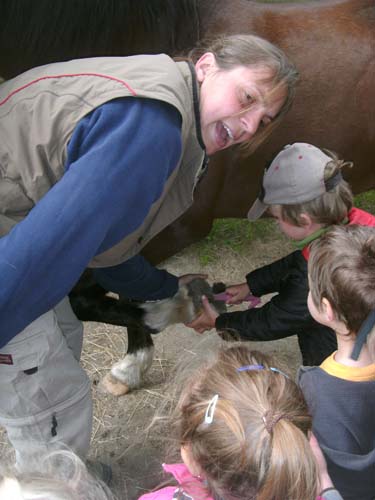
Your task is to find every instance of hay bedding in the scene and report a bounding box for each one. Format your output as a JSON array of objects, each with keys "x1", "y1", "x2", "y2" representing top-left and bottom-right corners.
[{"x1": 0, "y1": 234, "x2": 300, "y2": 500}]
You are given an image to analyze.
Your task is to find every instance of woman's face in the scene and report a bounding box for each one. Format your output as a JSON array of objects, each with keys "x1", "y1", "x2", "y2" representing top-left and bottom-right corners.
[{"x1": 195, "y1": 53, "x2": 286, "y2": 155}]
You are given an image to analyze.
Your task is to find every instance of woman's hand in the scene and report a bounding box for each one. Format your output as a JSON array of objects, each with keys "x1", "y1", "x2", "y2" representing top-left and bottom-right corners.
[
  {"x1": 225, "y1": 282, "x2": 250, "y2": 304},
  {"x1": 185, "y1": 295, "x2": 219, "y2": 333}
]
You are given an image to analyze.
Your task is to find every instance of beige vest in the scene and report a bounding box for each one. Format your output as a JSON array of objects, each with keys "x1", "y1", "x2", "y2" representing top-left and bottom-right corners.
[{"x1": 0, "y1": 55, "x2": 206, "y2": 267}]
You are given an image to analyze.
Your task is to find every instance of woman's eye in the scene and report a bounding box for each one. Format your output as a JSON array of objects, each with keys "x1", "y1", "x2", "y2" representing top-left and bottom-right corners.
[
  {"x1": 241, "y1": 91, "x2": 253, "y2": 105},
  {"x1": 261, "y1": 117, "x2": 272, "y2": 128}
]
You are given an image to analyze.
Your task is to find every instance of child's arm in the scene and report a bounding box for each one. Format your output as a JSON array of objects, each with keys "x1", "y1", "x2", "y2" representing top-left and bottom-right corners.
[
  {"x1": 310, "y1": 434, "x2": 344, "y2": 500},
  {"x1": 215, "y1": 272, "x2": 312, "y2": 340},
  {"x1": 188, "y1": 275, "x2": 312, "y2": 339},
  {"x1": 188, "y1": 250, "x2": 312, "y2": 338},
  {"x1": 211, "y1": 251, "x2": 303, "y2": 308},
  {"x1": 245, "y1": 250, "x2": 304, "y2": 297}
]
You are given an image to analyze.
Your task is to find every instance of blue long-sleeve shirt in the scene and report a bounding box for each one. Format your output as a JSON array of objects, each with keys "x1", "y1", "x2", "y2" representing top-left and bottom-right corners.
[{"x1": 0, "y1": 97, "x2": 182, "y2": 347}]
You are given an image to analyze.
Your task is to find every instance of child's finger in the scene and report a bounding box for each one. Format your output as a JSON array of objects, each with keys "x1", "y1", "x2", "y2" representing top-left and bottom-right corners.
[{"x1": 227, "y1": 294, "x2": 241, "y2": 304}]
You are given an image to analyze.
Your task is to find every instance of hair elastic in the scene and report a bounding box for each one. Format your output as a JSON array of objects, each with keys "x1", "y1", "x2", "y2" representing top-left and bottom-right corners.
[
  {"x1": 324, "y1": 170, "x2": 343, "y2": 191},
  {"x1": 204, "y1": 394, "x2": 219, "y2": 424},
  {"x1": 236, "y1": 364, "x2": 289, "y2": 378},
  {"x1": 262, "y1": 410, "x2": 291, "y2": 434}
]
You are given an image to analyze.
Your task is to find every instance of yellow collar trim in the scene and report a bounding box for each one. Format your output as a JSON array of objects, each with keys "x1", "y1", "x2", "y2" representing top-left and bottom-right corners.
[{"x1": 320, "y1": 352, "x2": 375, "y2": 381}]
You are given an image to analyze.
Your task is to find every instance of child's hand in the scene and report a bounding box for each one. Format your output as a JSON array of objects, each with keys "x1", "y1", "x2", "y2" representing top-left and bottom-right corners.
[
  {"x1": 225, "y1": 282, "x2": 251, "y2": 304},
  {"x1": 185, "y1": 295, "x2": 219, "y2": 333}
]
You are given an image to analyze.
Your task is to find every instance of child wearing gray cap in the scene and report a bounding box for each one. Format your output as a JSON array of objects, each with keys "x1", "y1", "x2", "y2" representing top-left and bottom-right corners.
[{"x1": 188, "y1": 143, "x2": 375, "y2": 366}]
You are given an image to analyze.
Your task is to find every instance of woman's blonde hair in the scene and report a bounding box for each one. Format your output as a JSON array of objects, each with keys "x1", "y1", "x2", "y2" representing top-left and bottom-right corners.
[
  {"x1": 190, "y1": 34, "x2": 299, "y2": 154},
  {"x1": 279, "y1": 150, "x2": 354, "y2": 226},
  {"x1": 0, "y1": 450, "x2": 115, "y2": 500},
  {"x1": 175, "y1": 344, "x2": 317, "y2": 500}
]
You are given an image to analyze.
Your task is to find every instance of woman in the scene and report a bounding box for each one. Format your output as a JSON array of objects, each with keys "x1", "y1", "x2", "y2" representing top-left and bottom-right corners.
[{"x1": 0, "y1": 35, "x2": 297, "y2": 469}]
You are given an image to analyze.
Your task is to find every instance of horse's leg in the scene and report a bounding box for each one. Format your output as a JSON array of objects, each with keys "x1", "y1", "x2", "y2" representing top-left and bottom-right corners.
[
  {"x1": 101, "y1": 324, "x2": 154, "y2": 396},
  {"x1": 70, "y1": 275, "x2": 156, "y2": 396},
  {"x1": 102, "y1": 279, "x2": 227, "y2": 395}
]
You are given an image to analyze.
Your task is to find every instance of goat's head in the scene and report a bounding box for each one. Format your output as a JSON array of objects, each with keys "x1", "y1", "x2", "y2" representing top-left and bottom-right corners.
[{"x1": 141, "y1": 278, "x2": 227, "y2": 332}]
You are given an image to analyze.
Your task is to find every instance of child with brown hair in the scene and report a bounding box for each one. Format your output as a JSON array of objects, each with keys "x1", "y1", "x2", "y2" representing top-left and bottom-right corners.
[
  {"x1": 299, "y1": 224, "x2": 375, "y2": 500},
  {"x1": 138, "y1": 344, "x2": 343, "y2": 500},
  {"x1": 188, "y1": 143, "x2": 375, "y2": 366}
]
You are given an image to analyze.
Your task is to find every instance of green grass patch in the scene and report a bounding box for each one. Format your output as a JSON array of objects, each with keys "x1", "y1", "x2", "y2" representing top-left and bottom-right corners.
[
  {"x1": 196, "y1": 189, "x2": 375, "y2": 266},
  {"x1": 354, "y1": 190, "x2": 375, "y2": 214},
  {"x1": 195, "y1": 218, "x2": 275, "y2": 265}
]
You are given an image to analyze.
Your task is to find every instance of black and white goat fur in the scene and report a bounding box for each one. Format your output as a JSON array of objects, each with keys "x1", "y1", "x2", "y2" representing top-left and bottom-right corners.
[{"x1": 70, "y1": 276, "x2": 226, "y2": 396}]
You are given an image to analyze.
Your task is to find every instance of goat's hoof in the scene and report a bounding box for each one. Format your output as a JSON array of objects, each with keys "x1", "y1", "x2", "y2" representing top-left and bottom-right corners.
[{"x1": 100, "y1": 373, "x2": 131, "y2": 396}]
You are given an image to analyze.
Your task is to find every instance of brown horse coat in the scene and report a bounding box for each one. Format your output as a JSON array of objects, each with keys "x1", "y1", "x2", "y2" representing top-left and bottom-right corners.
[
  {"x1": 2, "y1": 0, "x2": 374, "y2": 394},
  {"x1": 144, "y1": 0, "x2": 375, "y2": 263},
  {"x1": 1, "y1": 1, "x2": 373, "y2": 262}
]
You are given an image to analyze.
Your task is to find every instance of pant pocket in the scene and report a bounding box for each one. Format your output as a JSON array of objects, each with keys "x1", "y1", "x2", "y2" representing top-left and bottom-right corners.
[
  {"x1": 0, "y1": 310, "x2": 89, "y2": 419},
  {"x1": 5, "y1": 388, "x2": 93, "y2": 470}
]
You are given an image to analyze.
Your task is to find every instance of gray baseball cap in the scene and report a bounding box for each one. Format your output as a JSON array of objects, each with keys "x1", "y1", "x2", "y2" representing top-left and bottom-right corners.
[{"x1": 247, "y1": 143, "x2": 342, "y2": 220}]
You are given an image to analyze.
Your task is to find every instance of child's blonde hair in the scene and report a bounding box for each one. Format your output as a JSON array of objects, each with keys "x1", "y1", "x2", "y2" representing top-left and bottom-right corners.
[
  {"x1": 278, "y1": 150, "x2": 353, "y2": 226},
  {"x1": 176, "y1": 345, "x2": 318, "y2": 500},
  {"x1": 309, "y1": 225, "x2": 375, "y2": 334},
  {"x1": 0, "y1": 450, "x2": 115, "y2": 500}
]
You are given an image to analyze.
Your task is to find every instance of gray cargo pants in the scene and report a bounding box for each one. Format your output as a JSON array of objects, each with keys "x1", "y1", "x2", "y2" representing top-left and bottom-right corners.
[{"x1": 0, "y1": 297, "x2": 92, "y2": 469}]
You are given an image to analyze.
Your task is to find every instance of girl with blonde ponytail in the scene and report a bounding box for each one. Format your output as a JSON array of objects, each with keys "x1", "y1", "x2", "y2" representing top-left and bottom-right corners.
[{"x1": 139, "y1": 344, "x2": 342, "y2": 500}]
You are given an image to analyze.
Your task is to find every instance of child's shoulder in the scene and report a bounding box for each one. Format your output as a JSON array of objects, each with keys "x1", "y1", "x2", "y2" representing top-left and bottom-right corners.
[
  {"x1": 297, "y1": 364, "x2": 321, "y2": 384},
  {"x1": 138, "y1": 464, "x2": 212, "y2": 500},
  {"x1": 138, "y1": 486, "x2": 178, "y2": 500},
  {"x1": 349, "y1": 207, "x2": 375, "y2": 226},
  {"x1": 298, "y1": 357, "x2": 375, "y2": 387}
]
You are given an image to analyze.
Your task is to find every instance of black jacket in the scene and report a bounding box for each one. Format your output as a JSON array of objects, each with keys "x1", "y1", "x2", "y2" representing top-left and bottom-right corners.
[{"x1": 215, "y1": 250, "x2": 337, "y2": 365}]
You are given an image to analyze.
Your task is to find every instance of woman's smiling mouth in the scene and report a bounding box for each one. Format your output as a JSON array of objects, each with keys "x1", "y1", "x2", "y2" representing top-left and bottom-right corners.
[{"x1": 215, "y1": 121, "x2": 234, "y2": 150}]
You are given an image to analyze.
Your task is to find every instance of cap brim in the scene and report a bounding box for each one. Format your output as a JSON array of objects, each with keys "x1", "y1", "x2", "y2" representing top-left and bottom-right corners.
[{"x1": 247, "y1": 198, "x2": 267, "y2": 221}]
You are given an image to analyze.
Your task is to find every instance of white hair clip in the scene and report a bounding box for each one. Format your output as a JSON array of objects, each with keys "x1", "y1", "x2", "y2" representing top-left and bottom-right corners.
[{"x1": 204, "y1": 394, "x2": 219, "y2": 424}]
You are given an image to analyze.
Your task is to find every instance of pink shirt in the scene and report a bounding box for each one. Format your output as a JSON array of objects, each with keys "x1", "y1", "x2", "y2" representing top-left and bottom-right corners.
[
  {"x1": 138, "y1": 463, "x2": 341, "y2": 500},
  {"x1": 138, "y1": 463, "x2": 213, "y2": 500}
]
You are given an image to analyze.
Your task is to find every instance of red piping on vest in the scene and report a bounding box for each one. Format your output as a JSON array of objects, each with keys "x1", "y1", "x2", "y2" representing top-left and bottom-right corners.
[{"x1": 0, "y1": 73, "x2": 137, "y2": 107}]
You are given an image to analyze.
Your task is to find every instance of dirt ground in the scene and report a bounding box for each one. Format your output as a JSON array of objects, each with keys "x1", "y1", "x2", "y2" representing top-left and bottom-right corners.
[{"x1": 0, "y1": 230, "x2": 301, "y2": 500}]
